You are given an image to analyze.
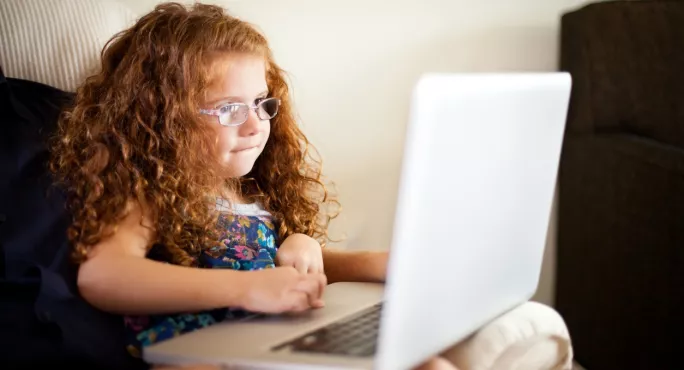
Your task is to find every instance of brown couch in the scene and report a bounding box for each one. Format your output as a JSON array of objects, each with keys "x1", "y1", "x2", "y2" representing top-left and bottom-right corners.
[{"x1": 556, "y1": 1, "x2": 684, "y2": 369}]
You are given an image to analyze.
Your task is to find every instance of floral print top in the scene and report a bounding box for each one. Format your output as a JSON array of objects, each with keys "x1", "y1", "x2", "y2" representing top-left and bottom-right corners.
[{"x1": 124, "y1": 200, "x2": 279, "y2": 358}]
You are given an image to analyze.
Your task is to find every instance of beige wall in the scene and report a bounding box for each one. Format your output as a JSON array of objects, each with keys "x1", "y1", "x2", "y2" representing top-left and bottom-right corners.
[{"x1": 118, "y1": 0, "x2": 588, "y2": 306}]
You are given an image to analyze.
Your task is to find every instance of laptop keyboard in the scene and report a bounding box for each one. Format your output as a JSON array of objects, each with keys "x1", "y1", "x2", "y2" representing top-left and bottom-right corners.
[{"x1": 272, "y1": 302, "x2": 383, "y2": 357}]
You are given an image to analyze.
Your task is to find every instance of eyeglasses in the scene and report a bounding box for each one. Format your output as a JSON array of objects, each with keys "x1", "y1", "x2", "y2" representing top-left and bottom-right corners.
[{"x1": 199, "y1": 97, "x2": 280, "y2": 127}]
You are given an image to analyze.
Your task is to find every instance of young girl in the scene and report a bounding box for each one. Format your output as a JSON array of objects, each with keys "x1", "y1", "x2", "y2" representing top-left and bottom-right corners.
[{"x1": 50, "y1": 3, "x2": 457, "y2": 370}]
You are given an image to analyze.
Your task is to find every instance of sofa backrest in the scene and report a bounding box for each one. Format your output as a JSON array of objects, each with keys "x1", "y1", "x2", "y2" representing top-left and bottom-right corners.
[
  {"x1": 561, "y1": 0, "x2": 684, "y2": 148},
  {"x1": 0, "y1": 0, "x2": 135, "y2": 92}
]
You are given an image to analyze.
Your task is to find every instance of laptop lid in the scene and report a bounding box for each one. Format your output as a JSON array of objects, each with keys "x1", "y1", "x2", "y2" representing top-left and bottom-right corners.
[{"x1": 375, "y1": 73, "x2": 572, "y2": 370}]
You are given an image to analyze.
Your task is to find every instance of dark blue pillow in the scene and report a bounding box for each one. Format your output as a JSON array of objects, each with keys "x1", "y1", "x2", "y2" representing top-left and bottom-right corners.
[{"x1": 0, "y1": 70, "x2": 146, "y2": 370}]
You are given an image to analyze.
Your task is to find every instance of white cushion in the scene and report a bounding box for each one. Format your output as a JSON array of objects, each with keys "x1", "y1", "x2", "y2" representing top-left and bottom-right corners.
[
  {"x1": 0, "y1": 0, "x2": 135, "y2": 92},
  {"x1": 442, "y1": 302, "x2": 574, "y2": 370}
]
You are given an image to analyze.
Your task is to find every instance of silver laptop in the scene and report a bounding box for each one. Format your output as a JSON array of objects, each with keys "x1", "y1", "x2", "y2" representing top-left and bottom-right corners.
[{"x1": 144, "y1": 73, "x2": 572, "y2": 370}]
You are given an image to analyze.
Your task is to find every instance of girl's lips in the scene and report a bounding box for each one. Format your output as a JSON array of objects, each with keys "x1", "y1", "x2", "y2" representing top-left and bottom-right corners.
[{"x1": 232, "y1": 146, "x2": 258, "y2": 153}]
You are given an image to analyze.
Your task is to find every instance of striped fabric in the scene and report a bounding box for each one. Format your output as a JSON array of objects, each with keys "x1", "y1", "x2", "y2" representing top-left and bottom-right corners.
[{"x1": 0, "y1": 0, "x2": 135, "y2": 92}]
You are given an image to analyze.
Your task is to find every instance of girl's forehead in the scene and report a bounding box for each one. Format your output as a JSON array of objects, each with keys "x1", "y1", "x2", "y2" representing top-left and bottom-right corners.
[
  {"x1": 203, "y1": 54, "x2": 268, "y2": 102},
  {"x1": 205, "y1": 53, "x2": 267, "y2": 83}
]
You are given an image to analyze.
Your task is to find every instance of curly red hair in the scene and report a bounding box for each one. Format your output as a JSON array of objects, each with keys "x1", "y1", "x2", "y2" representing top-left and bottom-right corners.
[{"x1": 50, "y1": 2, "x2": 338, "y2": 266}]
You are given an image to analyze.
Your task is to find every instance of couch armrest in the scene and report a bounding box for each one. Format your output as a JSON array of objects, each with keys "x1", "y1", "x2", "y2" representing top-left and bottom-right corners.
[
  {"x1": 557, "y1": 133, "x2": 684, "y2": 369},
  {"x1": 442, "y1": 302, "x2": 572, "y2": 370}
]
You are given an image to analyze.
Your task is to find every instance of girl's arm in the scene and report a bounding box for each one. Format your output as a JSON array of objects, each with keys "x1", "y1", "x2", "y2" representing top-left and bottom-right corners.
[
  {"x1": 77, "y1": 202, "x2": 246, "y2": 315},
  {"x1": 77, "y1": 202, "x2": 326, "y2": 315},
  {"x1": 321, "y1": 248, "x2": 389, "y2": 284}
]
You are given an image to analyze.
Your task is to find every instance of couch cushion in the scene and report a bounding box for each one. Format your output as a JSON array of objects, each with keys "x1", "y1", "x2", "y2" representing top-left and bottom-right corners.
[{"x1": 0, "y1": 69, "x2": 146, "y2": 369}]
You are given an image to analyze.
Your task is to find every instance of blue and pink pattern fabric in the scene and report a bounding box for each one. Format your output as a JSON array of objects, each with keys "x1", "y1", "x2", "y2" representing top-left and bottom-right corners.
[{"x1": 124, "y1": 202, "x2": 279, "y2": 357}]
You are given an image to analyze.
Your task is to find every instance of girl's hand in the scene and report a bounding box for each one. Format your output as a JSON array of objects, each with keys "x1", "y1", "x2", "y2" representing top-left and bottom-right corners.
[
  {"x1": 276, "y1": 233, "x2": 324, "y2": 274},
  {"x1": 238, "y1": 266, "x2": 326, "y2": 312}
]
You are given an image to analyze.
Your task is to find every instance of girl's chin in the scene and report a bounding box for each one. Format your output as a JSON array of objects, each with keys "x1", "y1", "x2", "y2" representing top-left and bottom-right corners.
[{"x1": 218, "y1": 161, "x2": 256, "y2": 178}]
